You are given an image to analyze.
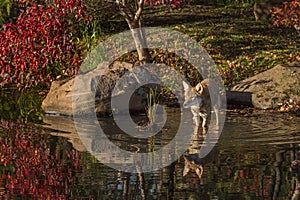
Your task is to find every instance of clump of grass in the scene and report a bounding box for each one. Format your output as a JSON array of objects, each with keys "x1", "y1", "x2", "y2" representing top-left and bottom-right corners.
[{"x1": 146, "y1": 88, "x2": 160, "y2": 126}]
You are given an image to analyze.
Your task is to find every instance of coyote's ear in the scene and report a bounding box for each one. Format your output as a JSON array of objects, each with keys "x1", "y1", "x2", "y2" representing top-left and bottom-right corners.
[
  {"x1": 195, "y1": 83, "x2": 203, "y2": 95},
  {"x1": 182, "y1": 81, "x2": 189, "y2": 91},
  {"x1": 183, "y1": 164, "x2": 190, "y2": 177},
  {"x1": 195, "y1": 166, "x2": 204, "y2": 179}
]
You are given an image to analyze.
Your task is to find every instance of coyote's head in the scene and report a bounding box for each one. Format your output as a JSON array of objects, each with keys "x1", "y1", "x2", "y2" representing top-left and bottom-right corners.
[
  {"x1": 183, "y1": 154, "x2": 203, "y2": 179},
  {"x1": 182, "y1": 81, "x2": 204, "y2": 108}
]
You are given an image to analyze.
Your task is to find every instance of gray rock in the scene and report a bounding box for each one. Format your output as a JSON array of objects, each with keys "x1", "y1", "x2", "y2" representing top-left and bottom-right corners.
[
  {"x1": 230, "y1": 63, "x2": 300, "y2": 109},
  {"x1": 42, "y1": 78, "x2": 74, "y2": 116},
  {"x1": 42, "y1": 61, "x2": 160, "y2": 116}
]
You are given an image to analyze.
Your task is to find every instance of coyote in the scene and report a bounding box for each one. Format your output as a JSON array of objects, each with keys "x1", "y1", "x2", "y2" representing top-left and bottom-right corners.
[
  {"x1": 183, "y1": 154, "x2": 204, "y2": 179},
  {"x1": 183, "y1": 145, "x2": 218, "y2": 180},
  {"x1": 183, "y1": 126, "x2": 218, "y2": 180},
  {"x1": 182, "y1": 78, "x2": 220, "y2": 131}
]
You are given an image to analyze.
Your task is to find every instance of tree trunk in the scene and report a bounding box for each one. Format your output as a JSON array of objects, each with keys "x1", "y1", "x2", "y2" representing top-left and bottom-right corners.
[
  {"x1": 128, "y1": 21, "x2": 151, "y2": 64},
  {"x1": 116, "y1": 0, "x2": 151, "y2": 64}
]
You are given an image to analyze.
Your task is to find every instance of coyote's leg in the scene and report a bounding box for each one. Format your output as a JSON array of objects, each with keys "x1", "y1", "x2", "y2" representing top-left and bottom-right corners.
[
  {"x1": 191, "y1": 108, "x2": 200, "y2": 126},
  {"x1": 193, "y1": 114, "x2": 200, "y2": 127},
  {"x1": 199, "y1": 112, "x2": 207, "y2": 132},
  {"x1": 213, "y1": 106, "x2": 219, "y2": 128}
]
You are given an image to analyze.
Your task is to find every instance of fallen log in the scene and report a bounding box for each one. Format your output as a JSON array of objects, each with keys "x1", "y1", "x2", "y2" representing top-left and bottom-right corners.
[{"x1": 226, "y1": 91, "x2": 253, "y2": 107}]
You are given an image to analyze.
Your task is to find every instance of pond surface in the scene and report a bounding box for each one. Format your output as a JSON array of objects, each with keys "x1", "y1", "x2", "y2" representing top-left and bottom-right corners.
[{"x1": 1, "y1": 108, "x2": 300, "y2": 199}]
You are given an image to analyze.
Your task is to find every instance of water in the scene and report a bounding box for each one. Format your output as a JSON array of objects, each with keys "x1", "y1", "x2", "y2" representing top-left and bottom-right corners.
[{"x1": 0, "y1": 108, "x2": 299, "y2": 199}]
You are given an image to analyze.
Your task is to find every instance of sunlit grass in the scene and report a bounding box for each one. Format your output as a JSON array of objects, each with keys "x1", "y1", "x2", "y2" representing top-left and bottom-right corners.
[
  {"x1": 140, "y1": 5, "x2": 300, "y2": 86},
  {"x1": 76, "y1": 4, "x2": 299, "y2": 88}
]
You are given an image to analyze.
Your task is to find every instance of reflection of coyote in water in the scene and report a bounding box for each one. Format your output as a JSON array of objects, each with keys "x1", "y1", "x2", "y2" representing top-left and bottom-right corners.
[{"x1": 183, "y1": 127, "x2": 218, "y2": 179}]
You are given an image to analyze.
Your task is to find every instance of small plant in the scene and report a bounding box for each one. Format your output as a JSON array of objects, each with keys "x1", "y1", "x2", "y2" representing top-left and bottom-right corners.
[
  {"x1": 0, "y1": 86, "x2": 44, "y2": 122},
  {"x1": 146, "y1": 87, "x2": 160, "y2": 126}
]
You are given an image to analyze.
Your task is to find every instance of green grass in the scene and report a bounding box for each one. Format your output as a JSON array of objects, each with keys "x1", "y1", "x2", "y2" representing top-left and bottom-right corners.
[
  {"x1": 141, "y1": 5, "x2": 299, "y2": 87},
  {"x1": 142, "y1": 5, "x2": 300, "y2": 87},
  {"x1": 78, "y1": 4, "x2": 299, "y2": 87},
  {"x1": 4, "y1": 3, "x2": 298, "y2": 88}
]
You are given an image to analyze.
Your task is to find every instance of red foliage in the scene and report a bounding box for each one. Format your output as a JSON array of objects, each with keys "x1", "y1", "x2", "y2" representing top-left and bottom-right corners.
[
  {"x1": 0, "y1": 0, "x2": 87, "y2": 88},
  {"x1": 0, "y1": 120, "x2": 81, "y2": 198},
  {"x1": 271, "y1": 0, "x2": 300, "y2": 30},
  {"x1": 145, "y1": 0, "x2": 192, "y2": 8}
]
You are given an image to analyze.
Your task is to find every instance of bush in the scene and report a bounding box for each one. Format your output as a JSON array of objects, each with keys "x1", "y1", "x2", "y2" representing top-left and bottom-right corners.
[
  {"x1": 0, "y1": 0, "x2": 88, "y2": 88},
  {"x1": 271, "y1": 0, "x2": 300, "y2": 33}
]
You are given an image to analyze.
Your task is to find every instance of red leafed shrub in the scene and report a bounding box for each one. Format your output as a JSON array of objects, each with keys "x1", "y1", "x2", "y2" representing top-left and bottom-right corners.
[
  {"x1": 0, "y1": 120, "x2": 81, "y2": 198},
  {"x1": 145, "y1": 0, "x2": 192, "y2": 8},
  {"x1": 0, "y1": 0, "x2": 87, "y2": 88},
  {"x1": 271, "y1": 0, "x2": 300, "y2": 33}
]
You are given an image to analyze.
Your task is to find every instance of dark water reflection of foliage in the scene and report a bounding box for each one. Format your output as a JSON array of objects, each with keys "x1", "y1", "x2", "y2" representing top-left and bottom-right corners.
[
  {"x1": 0, "y1": 120, "x2": 81, "y2": 199},
  {"x1": 1, "y1": 112, "x2": 300, "y2": 199}
]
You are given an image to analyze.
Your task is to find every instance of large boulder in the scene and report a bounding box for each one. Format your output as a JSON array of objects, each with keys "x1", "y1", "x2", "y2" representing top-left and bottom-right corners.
[
  {"x1": 42, "y1": 78, "x2": 74, "y2": 116},
  {"x1": 42, "y1": 61, "x2": 160, "y2": 116},
  {"x1": 230, "y1": 63, "x2": 300, "y2": 110}
]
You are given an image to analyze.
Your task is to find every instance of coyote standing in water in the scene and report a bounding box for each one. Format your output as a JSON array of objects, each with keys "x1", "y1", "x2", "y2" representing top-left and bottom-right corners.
[{"x1": 182, "y1": 78, "x2": 220, "y2": 132}]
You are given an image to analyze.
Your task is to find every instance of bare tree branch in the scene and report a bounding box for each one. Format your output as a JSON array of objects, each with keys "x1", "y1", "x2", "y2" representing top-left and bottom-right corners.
[
  {"x1": 114, "y1": 0, "x2": 151, "y2": 63},
  {"x1": 134, "y1": 0, "x2": 144, "y2": 22},
  {"x1": 116, "y1": 0, "x2": 134, "y2": 22}
]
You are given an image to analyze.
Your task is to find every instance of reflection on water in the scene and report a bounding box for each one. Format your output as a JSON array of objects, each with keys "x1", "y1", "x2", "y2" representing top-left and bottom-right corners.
[
  {"x1": 0, "y1": 120, "x2": 80, "y2": 199},
  {"x1": 0, "y1": 108, "x2": 300, "y2": 199}
]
